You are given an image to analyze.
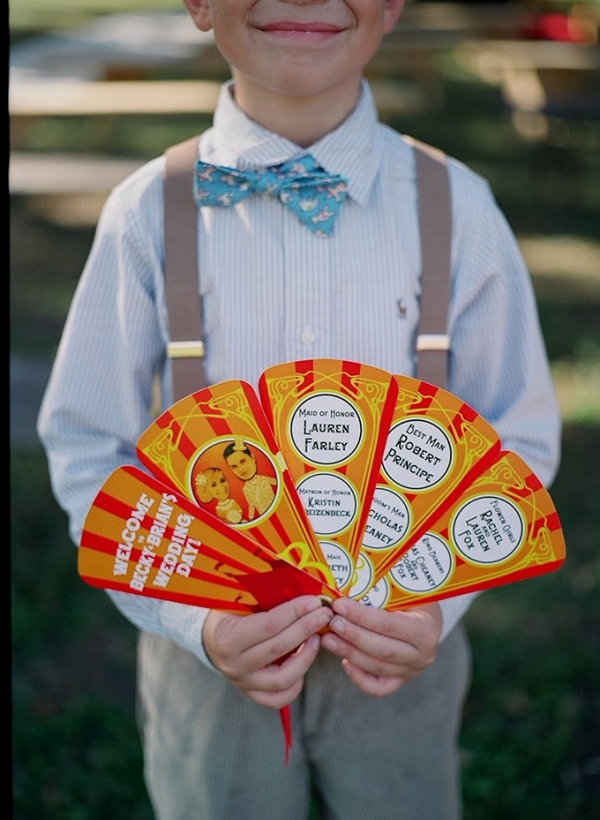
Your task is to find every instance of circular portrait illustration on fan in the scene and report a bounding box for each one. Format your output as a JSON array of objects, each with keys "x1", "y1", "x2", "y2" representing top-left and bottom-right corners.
[{"x1": 191, "y1": 437, "x2": 280, "y2": 525}]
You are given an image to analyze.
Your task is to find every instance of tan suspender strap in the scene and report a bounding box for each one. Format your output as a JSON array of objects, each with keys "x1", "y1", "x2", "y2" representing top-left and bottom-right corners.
[
  {"x1": 163, "y1": 136, "x2": 452, "y2": 401},
  {"x1": 409, "y1": 138, "x2": 452, "y2": 390},
  {"x1": 164, "y1": 136, "x2": 207, "y2": 401}
]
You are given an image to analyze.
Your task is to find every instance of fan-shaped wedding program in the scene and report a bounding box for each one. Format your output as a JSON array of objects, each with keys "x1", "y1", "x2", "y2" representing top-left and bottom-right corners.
[{"x1": 79, "y1": 357, "x2": 565, "y2": 621}]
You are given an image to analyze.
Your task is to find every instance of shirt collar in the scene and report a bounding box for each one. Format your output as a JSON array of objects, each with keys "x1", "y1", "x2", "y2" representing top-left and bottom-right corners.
[{"x1": 210, "y1": 80, "x2": 386, "y2": 206}]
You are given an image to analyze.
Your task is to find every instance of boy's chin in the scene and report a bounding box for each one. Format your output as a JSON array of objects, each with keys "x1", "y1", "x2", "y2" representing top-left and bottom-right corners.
[{"x1": 233, "y1": 70, "x2": 363, "y2": 108}]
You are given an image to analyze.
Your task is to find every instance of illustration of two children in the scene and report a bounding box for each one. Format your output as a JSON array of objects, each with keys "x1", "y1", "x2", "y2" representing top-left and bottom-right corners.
[{"x1": 194, "y1": 439, "x2": 277, "y2": 523}]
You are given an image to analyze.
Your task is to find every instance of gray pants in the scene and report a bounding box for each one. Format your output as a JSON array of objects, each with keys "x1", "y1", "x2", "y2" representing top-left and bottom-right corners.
[{"x1": 137, "y1": 625, "x2": 471, "y2": 820}]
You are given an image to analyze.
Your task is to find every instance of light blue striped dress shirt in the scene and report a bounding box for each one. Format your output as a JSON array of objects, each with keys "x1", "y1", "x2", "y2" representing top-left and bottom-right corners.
[{"x1": 38, "y1": 81, "x2": 561, "y2": 666}]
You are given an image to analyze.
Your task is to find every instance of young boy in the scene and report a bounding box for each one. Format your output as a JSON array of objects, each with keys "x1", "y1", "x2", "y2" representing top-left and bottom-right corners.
[{"x1": 38, "y1": 1, "x2": 561, "y2": 818}]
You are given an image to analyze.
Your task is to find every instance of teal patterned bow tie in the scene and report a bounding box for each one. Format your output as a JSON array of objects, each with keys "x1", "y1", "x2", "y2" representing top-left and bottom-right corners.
[{"x1": 194, "y1": 155, "x2": 349, "y2": 237}]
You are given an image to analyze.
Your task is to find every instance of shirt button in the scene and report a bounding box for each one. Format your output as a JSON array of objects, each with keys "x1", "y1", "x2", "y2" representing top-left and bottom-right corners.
[{"x1": 300, "y1": 328, "x2": 316, "y2": 345}]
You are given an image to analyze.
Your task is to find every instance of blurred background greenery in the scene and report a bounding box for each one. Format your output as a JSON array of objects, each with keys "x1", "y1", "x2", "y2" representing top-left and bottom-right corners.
[{"x1": 11, "y1": 1, "x2": 600, "y2": 818}]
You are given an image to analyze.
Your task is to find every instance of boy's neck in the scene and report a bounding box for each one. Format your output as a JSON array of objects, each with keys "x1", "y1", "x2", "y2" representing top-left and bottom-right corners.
[{"x1": 231, "y1": 76, "x2": 362, "y2": 148}]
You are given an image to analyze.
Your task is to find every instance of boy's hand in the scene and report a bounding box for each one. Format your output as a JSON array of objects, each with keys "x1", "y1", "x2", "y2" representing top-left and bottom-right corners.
[
  {"x1": 321, "y1": 598, "x2": 442, "y2": 697},
  {"x1": 203, "y1": 596, "x2": 333, "y2": 710}
]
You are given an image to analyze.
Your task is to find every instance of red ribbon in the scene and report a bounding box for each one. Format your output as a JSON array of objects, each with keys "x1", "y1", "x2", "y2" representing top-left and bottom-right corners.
[{"x1": 279, "y1": 705, "x2": 293, "y2": 765}]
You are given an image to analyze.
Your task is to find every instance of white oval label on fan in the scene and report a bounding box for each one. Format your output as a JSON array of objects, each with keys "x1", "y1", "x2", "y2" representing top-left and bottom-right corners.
[
  {"x1": 362, "y1": 485, "x2": 411, "y2": 550},
  {"x1": 320, "y1": 541, "x2": 354, "y2": 590},
  {"x1": 388, "y1": 533, "x2": 453, "y2": 593},
  {"x1": 296, "y1": 472, "x2": 358, "y2": 535},
  {"x1": 381, "y1": 417, "x2": 453, "y2": 491},
  {"x1": 289, "y1": 393, "x2": 364, "y2": 466},
  {"x1": 452, "y1": 495, "x2": 525, "y2": 564},
  {"x1": 348, "y1": 551, "x2": 375, "y2": 598},
  {"x1": 359, "y1": 577, "x2": 390, "y2": 609}
]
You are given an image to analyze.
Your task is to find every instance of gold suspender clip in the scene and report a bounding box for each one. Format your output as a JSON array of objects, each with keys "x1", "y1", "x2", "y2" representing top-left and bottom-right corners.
[
  {"x1": 416, "y1": 334, "x2": 451, "y2": 352},
  {"x1": 167, "y1": 340, "x2": 205, "y2": 359}
]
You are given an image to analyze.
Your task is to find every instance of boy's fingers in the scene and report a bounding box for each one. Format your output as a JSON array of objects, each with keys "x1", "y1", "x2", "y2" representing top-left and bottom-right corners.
[
  {"x1": 245, "y1": 602, "x2": 332, "y2": 668},
  {"x1": 332, "y1": 598, "x2": 441, "y2": 649},
  {"x1": 211, "y1": 595, "x2": 326, "y2": 646},
  {"x1": 322, "y1": 629, "x2": 418, "y2": 677},
  {"x1": 258, "y1": 594, "x2": 332, "y2": 639},
  {"x1": 332, "y1": 597, "x2": 406, "y2": 636},
  {"x1": 246, "y1": 633, "x2": 322, "y2": 690},
  {"x1": 244, "y1": 677, "x2": 305, "y2": 710},
  {"x1": 206, "y1": 597, "x2": 332, "y2": 674},
  {"x1": 325, "y1": 610, "x2": 412, "y2": 662},
  {"x1": 235, "y1": 634, "x2": 323, "y2": 708},
  {"x1": 323, "y1": 602, "x2": 441, "y2": 679},
  {"x1": 341, "y1": 659, "x2": 405, "y2": 698}
]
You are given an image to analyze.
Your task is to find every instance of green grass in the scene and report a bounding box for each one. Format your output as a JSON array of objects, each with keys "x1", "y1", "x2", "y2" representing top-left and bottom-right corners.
[
  {"x1": 11, "y1": 451, "x2": 154, "y2": 820},
  {"x1": 461, "y1": 422, "x2": 600, "y2": 819}
]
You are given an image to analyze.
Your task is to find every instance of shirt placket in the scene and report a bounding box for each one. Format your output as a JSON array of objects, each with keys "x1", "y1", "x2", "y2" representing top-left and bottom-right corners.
[{"x1": 282, "y1": 208, "x2": 333, "y2": 363}]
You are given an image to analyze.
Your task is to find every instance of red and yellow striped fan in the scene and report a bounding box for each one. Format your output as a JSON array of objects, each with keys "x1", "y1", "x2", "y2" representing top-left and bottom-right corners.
[
  {"x1": 80, "y1": 358, "x2": 565, "y2": 619},
  {"x1": 78, "y1": 464, "x2": 339, "y2": 614}
]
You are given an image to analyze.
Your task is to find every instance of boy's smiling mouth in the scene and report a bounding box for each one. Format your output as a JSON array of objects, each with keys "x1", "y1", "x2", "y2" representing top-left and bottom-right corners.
[{"x1": 257, "y1": 21, "x2": 347, "y2": 40}]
